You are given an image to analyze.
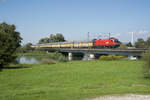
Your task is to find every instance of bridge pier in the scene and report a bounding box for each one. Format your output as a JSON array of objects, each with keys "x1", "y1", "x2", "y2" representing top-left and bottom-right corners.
[
  {"x1": 128, "y1": 55, "x2": 137, "y2": 60},
  {"x1": 90, "y1": 54, "x2": 95, "y2": 59},
  {"x1": 68, "y1": 52, "x2": 72, "y2": 61},
  {"x1": 68, "y1": 52, "x2": 84, "y2": 61}
]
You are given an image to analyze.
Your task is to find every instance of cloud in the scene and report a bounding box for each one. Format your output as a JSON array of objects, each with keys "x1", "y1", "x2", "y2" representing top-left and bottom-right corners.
[
  {"x1": 128, "y1": 30, "x2": 148, "y2": 35},
  {"x1": 137, "y1": 30, "x2": 148, "y2": 34}
]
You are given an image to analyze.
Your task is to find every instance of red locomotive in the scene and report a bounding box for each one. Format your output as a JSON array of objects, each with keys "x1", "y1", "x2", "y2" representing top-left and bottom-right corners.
[{"x1": 93, "y1": 37, "x2": 120, "y2": 48}]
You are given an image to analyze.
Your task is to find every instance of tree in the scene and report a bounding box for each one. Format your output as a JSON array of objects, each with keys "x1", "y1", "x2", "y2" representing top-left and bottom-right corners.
[
  {"x1": 126, "y1": 42, "x2": 132, "y2": 47},
  {"x1": 0, "y1": 22, "x2": 22, "y2": 69},
  {"x1": 142, "y1": 48, "x2": 150, "y2": 78},
  {"x1": 119, "y1": 43, "x2": 128, "y2": 48},
  {"x1": 38, "y1": 33, "x2": 65, "y2": 44},
  {"x1": 17, "y1": 43, "x2": 33, "y2": 53},
  {"x1": 49, "y1": 34, "x2": 56, "y2": 42},
  {"x1": 135, "y1": 38, "x2": 146, "y2": 48},
  {"x1": 38, "y1": 37, "x2": 49, "y2": 44},
  {"x1": 49, "y1": 33, "x2": 65, "y2": 43},
  {"x1": 146, "y1": 37, "x2": 150, "y2": 48},
  {"x1": 55, "y1": 33, "x2": 65, "y2": 42}
]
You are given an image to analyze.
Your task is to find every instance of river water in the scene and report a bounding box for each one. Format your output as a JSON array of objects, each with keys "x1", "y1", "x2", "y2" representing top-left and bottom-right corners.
[
  {"x1": 16, "y1": 55, "x2": 91, "y2": 64},
  {"x1": 16, "y1": 56, "x2": 39, "y2": 64}
]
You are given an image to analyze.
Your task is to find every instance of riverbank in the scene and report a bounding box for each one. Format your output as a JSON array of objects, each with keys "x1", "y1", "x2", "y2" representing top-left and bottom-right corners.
[
  {"x1": 0, "y1": 60, "x2": 150, "y2": 100},
  {"x1": 17, "y1": 51, "x2": 68, "y2": 63}
]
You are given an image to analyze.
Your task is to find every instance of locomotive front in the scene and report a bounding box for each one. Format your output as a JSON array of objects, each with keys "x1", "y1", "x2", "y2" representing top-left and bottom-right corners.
[{"x1": 93, "y1": 38, "x2": 120, "y2": 48}]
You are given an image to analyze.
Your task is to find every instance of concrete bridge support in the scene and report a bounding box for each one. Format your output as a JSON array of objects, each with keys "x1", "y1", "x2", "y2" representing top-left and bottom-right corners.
[
  {"x1": 90, "y1": 54, "x2": 95, "y2": 59},
  {"x1": 128, "y1": 55, "x2": 137, "y2": 60},
  {"x1": 68, "y1": 52, "x2": 73, "y2": 61},
  {"x1": 68, "y1": 52, "x2": 84, "y2": 61}
]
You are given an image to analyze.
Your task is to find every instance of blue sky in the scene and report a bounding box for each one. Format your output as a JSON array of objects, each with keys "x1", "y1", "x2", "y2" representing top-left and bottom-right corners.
[{"x1": 0, "y1": 0, "x2": 150, "y2": 44}]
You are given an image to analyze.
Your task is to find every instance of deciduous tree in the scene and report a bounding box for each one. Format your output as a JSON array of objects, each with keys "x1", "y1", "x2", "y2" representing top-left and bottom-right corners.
[
  {"x1": 38, "y1": 33, "x2": 65, "y2": 44},
  {"x1": 135, "y1": 38, "x2": 146, "y2": 48},
  {"x1": 146, "y1": 37, "x2": 150, "y2": 48},
  {"x1": 126, "y1": 42, "x2": 132, "y2": 47},
  {"x1": 0, "y1": 22, "x2": 22, "y2": 69}
]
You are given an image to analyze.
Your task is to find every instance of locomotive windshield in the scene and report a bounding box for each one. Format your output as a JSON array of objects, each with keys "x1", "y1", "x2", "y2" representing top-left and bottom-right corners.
[{"x1": 114, "y1": 39, "x2": 120, "y2": 43}]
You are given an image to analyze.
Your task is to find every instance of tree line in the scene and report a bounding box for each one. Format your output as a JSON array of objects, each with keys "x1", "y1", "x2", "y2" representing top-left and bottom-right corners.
[
  {"x1": 135, "y1": 37, "x2": 150, "y2": 48},
  {"x1": 120, "y1": 37, "x2": 150, "y2": 48},
  {"x1": 38, "y1": 33, "x2": 65, "y2": 44},
  {"x1": 17, "y1": 33, "x2": 66, "y2": 53}
]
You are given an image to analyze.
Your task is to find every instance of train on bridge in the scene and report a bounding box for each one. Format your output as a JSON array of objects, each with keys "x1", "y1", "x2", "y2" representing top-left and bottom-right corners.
[{"x1": 32, "y1": 37, "x2": 120, "y2": 48}]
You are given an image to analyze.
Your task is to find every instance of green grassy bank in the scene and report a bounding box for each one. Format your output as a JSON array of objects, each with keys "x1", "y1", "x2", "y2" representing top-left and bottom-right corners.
[{"x1": 0, "y1": 60, "x2": 150, "y2": 100}]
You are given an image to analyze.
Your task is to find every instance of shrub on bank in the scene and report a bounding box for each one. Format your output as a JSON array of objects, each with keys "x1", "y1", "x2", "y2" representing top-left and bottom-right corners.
[
  {"x1": 41, "y1": 58, "x2": 56, "y2": 64},
  {"x1": 58, "y1": 56, "x2": 68, "y2": 62},
  {"x1": 48, "y1": 52, "x2": 68, "y2": 62},
  {"x1": 99, "y1": 55, "x2": 125, "y2": 60},
  {"x1": 142, "y1": 48, "x2": 150, "y2": 78}
]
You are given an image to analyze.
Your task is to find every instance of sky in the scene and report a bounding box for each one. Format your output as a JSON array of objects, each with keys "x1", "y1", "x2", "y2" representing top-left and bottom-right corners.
[{"x1": 0, "y1": 0, "x2": 150, "y2": 45}]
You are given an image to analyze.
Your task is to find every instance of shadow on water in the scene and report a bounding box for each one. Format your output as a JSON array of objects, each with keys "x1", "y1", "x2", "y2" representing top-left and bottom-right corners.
[
  {"x1": 0, "y1": 56, "x2": 41, "y2": 71},
  {"x1": 4, "y1": 65, "x2": 30, "y2": 69},
  {"x1": 0, "y1": 65, "x2": 30, "y2": 72}
]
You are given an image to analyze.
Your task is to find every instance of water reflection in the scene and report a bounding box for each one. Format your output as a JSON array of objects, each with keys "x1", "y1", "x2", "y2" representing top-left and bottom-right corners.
[
  {"x1": 82, "y1": 55, "x2": 91, "y2": 60},
  {"x1": 17, "y1": 55, "x2": 91, "y2": 64},
  {"x1": 16, "y1": 56, "x2": 39, "y2": 64}
]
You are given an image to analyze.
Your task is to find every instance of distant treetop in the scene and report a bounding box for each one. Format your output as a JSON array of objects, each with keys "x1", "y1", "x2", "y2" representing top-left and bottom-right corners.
[{"x1": 39, "y1": 33, "x2": 65, "y2": 44}]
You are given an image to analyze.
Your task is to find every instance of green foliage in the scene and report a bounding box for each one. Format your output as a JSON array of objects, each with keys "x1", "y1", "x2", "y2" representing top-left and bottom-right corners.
[
  {"x1": 38, "y1": 33, "x2": 65, "y2": 44},
  {"x1": 17, "y1": 43, "x2": 34, "y2": 53},
  {"x1": 99, "y1": 55, "x2": 125, "y2": 60},
  {"x1": 47, "y1": 52, "x2": 68, "y2": 62},
  {"x1": 53, "y1": 33, "x2": 65, "y2": 42},
  {"x1": 142, "y1": 48, "x2": 150, "y2": 78},
  {"x1": 38, "y1": 37, "x2": 49, "y2": 44},
  {"x1": 135, "y1": 38, "x2": 146, "y2": 48},
  {"x1": 119, "y1": 43, "x2": 128, "y2": 48},
  {"x1": 57, "y1": 55, "x2": 68, "y2": 62},
  {"x1": 17, "y1": 51, "x2": 68, "y2": 63},
  {"x1": 0, "y1": 22, "x2": 22, "y2": 69},
  {"x1": 145, "y1": 37, "x2": 150, "y2": 48},
  {"x1": 41, "y1": 58, "x2": 56, "y2": 64},
  {"x1": 126, "y1": 42, "x2": 132, "y2": 47}
]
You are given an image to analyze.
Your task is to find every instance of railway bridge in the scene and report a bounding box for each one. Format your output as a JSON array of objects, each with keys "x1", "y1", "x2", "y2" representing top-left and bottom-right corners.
[{"x1": 43, "y1": 48, "x2": 147, "y2": 60}]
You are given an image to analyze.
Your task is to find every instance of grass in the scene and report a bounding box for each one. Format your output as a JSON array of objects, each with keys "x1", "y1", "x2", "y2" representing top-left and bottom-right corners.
[{"x1": 0, "y1": 60, "x2": 150, "y2": 100}]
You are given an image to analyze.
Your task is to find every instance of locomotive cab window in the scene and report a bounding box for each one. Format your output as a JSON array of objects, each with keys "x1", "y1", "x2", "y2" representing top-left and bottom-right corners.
[{"x1": 114, "y1": 40, "x2": 119, "y2": 43}]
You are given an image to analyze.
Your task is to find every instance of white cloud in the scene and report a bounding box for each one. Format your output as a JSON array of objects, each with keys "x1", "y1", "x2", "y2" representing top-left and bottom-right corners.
[
  {"x1": 137, "y1": 30, "x2": 148, "y2": 34},
  {"x1": 128, "y1": 30, "x2": 148, "y2": 35}
]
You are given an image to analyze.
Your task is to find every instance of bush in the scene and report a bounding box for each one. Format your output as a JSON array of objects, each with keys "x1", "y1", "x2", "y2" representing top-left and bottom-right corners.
[
  {"x1": 142, "y1": 48, "x2": 150, "y2": 78},
  {"x1": 99, "y1": 55, "x2": 125, "y2": 61},
  {"x1": 48, "y1": 52, "x2": 68, "y2": 62},
  {"x1": 41, "y1": 58, "x2": 56, "y2": 64},
  {"x1": 58, "y1": 56, "x2": 68, "y2": 62}
]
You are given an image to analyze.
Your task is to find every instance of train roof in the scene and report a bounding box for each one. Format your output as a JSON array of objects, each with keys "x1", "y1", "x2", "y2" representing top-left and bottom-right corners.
[{"x1": 36, "y1": 41, "x2": 92, "y2": 46}]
